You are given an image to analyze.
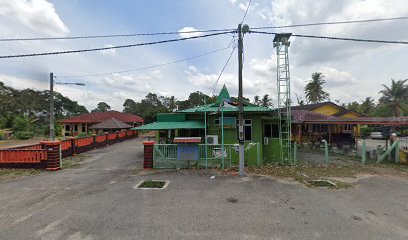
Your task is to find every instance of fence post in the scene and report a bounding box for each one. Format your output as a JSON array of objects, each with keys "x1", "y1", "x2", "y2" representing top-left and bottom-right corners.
[
  {"x1": 362, "y1": 139, "x2": 366, "y2": 165},
  {"x1": 143, "y1": 141, "x2": 155, "y2": 169},
  {"x1": 257, "y1": 143, "x2": 261, "y2": 166},
  {"x1": 92, "y1": 134, "x2": 97, "y2": 149},
  {"x1": 395, "y1": 141, "x2": 400, "y2": 163},
  {"x1": 116, "y1": 131, "x2": 119, "y2": 143},
  {"x1": 105, "y1": 132, "x2": 109, "y2": 146},
  {"x1": 322, "y1": 140, "x2": 329, "y2": 163},
  {"x1": 40, "y1": 141, "x2": 62, "y2": 171},
  {"x1": 294, "y1": 142, "x2": 297, "y2": 165},
  {"x1": 70, "y1": 137, "x2": 76, "y2": 156}
]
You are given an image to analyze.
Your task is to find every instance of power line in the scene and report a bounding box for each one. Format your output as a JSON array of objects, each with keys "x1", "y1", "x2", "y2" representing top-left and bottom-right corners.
[
  {"x1": 58, "y1": 46, "x2": 231, "y2": 78},
  {"x1": 251, "y1": 16, "x2": 408, "y2": 29},
  {"x1": 0, "y1": 31, "x2": 234, "y2": 59},
  {"x1": 0, "y1": 28, "x2": 236, "y2": 42},
  {"x1": 2, "y1": 16, "x2": 407, "y2": 42},
  {"x1": 251, "y1": 30, "x2": 408, "y2": 44},
  {"x1": 211, "y1": 46, "x2": 236, "y2": 96},
  {"x1": 241, "y1": 0, "x2": 252, "y2": 23}
]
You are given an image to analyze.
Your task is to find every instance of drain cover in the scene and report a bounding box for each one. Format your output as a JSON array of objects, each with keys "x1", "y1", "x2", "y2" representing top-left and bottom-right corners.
[{"x1": 134, "y1": 180, "x2": 169, "y2": 190}]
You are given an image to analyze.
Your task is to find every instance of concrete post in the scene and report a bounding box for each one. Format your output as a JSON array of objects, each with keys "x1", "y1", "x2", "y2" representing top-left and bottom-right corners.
[
  {"x1": 40, "y1": 141, "x2": 62, "y2": 171},
  {"x1": 70, "y1": 137, "x2": 76, "y2": 156},
  {"x1": 92, "y1": 134, "x2": 97, "y2": 149}
]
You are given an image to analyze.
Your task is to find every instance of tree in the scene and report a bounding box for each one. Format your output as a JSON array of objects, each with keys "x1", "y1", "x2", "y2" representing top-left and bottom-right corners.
[
  {"x1": 304, "y1": 72, "x2": 330, "y2": 104},
  {"x1": 253, "y1": 96, "x2": 261, "y2": 106},
  {"x1": 379, "y1": 79, "x2": 408, "y2": 117},
  {"x1": 123, "y1": 99, "x2": 137, "y2": 113},
  {"x1": 92, "y1": 102, "x2": 111, "y2": 112},
  {"x1": 261, "y1": 94, "x2": 273, "y2": 107},
  {"x1": 359, "y1": 97, "x2": 376, "y2": 115}
]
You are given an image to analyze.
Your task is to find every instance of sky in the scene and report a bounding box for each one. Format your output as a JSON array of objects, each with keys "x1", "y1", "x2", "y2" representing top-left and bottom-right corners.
[{"x1": 0, "y1": 0, "x2": 408, "y2": 111}]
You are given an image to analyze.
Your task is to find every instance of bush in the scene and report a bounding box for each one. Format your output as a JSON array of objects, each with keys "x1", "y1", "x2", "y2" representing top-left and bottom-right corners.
[{"x1": 15, "y1": 131, "x2": 35, "y2": 140}]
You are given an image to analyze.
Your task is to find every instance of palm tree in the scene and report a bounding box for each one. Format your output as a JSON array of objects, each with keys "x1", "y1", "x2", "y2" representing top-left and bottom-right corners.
[
  {"x1": 379, "y1": 79, "x2": 408, "y2": 117},
  {"x1": 261, "y1": 94, "x2": 273, "y2": 107},
  {"x1": 304, "y1": 72, "x2": 330, "y2": 103},
  {"x1": 253, "y1": 95, "x2": 261, "y2": 106}
]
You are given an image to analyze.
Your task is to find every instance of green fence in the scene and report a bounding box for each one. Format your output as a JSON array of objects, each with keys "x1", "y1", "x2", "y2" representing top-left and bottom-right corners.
[
  {"x1": 153, "y1": 143, "x2": 260, "y2": 169},
  {"x1": 293, "y1": 139, "x2": 402, "y2": 166}
]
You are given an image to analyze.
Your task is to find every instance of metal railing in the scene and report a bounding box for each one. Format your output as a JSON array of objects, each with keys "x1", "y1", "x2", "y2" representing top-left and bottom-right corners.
[{"x1": 153, "y1": 143, "x2": 260, "y2": 169}]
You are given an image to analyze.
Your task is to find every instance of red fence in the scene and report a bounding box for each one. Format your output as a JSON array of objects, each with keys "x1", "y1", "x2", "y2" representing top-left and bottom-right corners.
[
  {"x1": 13, "y1": 144, "x2": 43, "y2": 150},
  {"x1": 0, "y1": 149, "x2": 47, "y2": 164},
  {"x1": 0, "y1": 130, "x2": 138, "y2": 168}
]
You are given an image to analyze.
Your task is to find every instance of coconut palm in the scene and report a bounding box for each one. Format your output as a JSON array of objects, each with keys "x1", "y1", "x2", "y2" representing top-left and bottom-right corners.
[
  {"x1": 379, "y1": 79, "x2": 408, "y2": 117},
  {"x1": 304, "y1": 72, "x2": 330, "y2": 103},
  {"x1": 253, "y1": 95, "x2": 261, "y2": 106},
  {"x1": 261, "y1": 94, "x2": 273, "y2": 107}
]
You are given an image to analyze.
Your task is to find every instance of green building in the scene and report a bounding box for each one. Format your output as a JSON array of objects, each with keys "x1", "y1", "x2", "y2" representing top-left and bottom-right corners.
[{"x1": 134, "y1": 85, "x2": 282, "y2": 168}]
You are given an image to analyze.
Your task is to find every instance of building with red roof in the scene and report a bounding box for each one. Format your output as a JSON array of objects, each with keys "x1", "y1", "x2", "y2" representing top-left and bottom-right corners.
[{"x1": 60, "y1": 111, "x2": 144, "y2": 136}]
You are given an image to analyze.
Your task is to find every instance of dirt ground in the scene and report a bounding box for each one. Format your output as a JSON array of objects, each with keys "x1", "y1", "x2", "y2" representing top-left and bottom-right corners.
[{"x1": 0, "y1": 137, "x2": 46, "y2": 149}]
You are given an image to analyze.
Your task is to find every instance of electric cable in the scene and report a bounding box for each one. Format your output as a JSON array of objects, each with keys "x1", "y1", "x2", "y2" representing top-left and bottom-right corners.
[{"x1": 0, "y1": 31, "x2": 234, "y2": 59}]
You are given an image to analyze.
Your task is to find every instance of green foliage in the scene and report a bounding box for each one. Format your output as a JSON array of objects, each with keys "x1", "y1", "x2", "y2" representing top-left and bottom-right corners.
[
  {"x1": 15, "y1": 131, "x2": 35, "y2": 140},
  {"x1": 0, "y1": 81, "x2": 88, "y2": 137},
  {"x1": 92, "y1": 102, "x2": 111, "y2": 112},
  {"x1": 379, "y1": 79, "x2": 408, "y2": 117},
  {"x1": 12, "y1": 116, "x2": 32, "y2": 132},
  {"x1": 304, "y1": 72, "x2": 330, "y2": 104}
]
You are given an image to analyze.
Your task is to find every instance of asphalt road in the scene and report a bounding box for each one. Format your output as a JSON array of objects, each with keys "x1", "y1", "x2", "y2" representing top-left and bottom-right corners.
[{"x1": 1, "y1": 138, "x2": 408, "y2": 240}]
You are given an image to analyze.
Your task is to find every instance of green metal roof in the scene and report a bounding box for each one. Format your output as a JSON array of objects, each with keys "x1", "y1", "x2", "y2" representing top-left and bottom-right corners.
[
  {"x1": 177, "y1": 105, "x2": 273, "y2": 113},
  {"x1": 132, "y1": 121, "x2": 205, "y2": 130},
  {"x1": 157, "y1": 113, "x2": 186, "y2": 122}
]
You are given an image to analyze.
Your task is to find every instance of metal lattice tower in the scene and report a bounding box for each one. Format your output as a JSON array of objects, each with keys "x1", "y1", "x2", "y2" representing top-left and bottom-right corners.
[{"x1": 273, "y1": 33, "x2": 292, "y2": 164}]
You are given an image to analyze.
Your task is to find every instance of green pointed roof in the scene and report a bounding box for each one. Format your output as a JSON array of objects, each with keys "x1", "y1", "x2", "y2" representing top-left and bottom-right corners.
[
  {"x1": 176, "y1": 85, "x2": 274, "y2": 113},
  {"x1": 215, "y1": 84, "x2": 231, "y2": 105}
]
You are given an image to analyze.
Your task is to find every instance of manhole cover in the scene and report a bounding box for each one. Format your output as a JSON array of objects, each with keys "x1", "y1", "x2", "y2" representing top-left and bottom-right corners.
[
  {"x1": 307, "y1": 179, "x2": 336, "y2": 188},
  {"x1": 134, "y1": 180, "x2": 169, "y2": 190},
  {"x1": 226, "y1": 197, "x2": 239, "y2": 203}
]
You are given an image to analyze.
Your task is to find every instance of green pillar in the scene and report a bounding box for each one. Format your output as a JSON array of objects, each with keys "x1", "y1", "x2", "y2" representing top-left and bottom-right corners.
[
  {"x1": 323, "y1": 140, "x2": 329, "y2": 163},
  {"x1": 362, "y1": 139, "x2": 366, "y2": 165},
  {"x1": 155, "y1": 131, "x2": 159, "y2": 143}
]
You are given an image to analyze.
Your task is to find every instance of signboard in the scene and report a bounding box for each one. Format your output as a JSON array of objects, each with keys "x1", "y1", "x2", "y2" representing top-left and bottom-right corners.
[{"x1": 177, "y1": 145, "x2": 199, "y2": 161}]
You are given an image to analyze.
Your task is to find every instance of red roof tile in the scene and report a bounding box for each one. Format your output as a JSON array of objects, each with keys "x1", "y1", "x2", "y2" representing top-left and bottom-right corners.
[{"x1": 60, "y1": 111, "x2": 144, "y2": 124}]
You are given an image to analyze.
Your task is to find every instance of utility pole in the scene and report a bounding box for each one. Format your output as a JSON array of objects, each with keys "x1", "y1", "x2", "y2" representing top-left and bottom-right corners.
[
  {"x1": 238, "y1": 24, "x2": 245, "y2": 176},
  {"x1": 49, "y1": 72, "x2": 55, "y2": 141}
]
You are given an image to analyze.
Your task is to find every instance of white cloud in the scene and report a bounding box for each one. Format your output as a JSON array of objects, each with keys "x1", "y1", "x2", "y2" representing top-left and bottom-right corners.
[
  {"x1": 318, "y1": 66, "x2": 357, "y2": 88},
  {"x1": 0, "y1": 0, "x2": 69, "y2": 36},
  {"x1": 178, "y1": 27, "x2": 202, "y2": 38},
  {"x1": 249, "y1": 55, "x2": 276, "y2": 78}
]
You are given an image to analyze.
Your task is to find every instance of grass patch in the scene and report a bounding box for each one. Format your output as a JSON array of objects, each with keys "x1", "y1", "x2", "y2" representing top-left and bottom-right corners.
[
  {"x1": 139, "y1": 180, "x2": 166, "y2": 188},
  {"x1": 247, "y1": 164, "x2": 374, "y2": 180},
  {"x1": 0, "y1": 168, "x2": 42, "y2": 182},
  {"x1": 62, "y1": 154, "x2": 89, "y2": 169},
  {"x1": 307, "y1": 179, "x2": 336, "y2": 188}
]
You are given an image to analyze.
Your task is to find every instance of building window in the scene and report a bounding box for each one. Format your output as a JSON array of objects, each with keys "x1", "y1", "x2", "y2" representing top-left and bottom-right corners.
[
  {"x1": 74, "y1": 125, "x2": 78, "y2": 132},
  {"x1": 82, "y1": 125, "x2": 86, "y2": 132},
  {"x1": 264, "y1": 124, "x2": 279, "y2": 138},
  {"x1": 344, "y1": 124, "x2": 352, "y2": 131},
  {"x1": 65, "y1": 125, "x2": 70, "y2": 131},
  {"x1": 236, "y1": 119, "x2": 252, "y2": 141}
]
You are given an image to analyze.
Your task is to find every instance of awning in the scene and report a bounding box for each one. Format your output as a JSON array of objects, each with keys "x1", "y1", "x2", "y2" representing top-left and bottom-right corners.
[{"x1": 132, "y1": 121, "x2": 205, "y2": 130}]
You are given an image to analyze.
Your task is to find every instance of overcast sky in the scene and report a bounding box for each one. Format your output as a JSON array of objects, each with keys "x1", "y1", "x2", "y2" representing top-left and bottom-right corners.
[{"x1": 0, "y1": 0, "x2": 407, "y2": 111}]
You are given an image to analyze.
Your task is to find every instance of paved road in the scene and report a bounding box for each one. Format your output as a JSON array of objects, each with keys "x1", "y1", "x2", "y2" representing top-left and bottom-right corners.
[{"x1": 1, "y1": 138, "x2": 408, "y2": 239}]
